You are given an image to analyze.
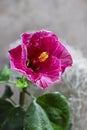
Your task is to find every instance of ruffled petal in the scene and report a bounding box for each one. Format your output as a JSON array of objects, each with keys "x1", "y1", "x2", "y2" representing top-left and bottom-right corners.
[
  {"x1": 39, "y1": 36, "x2": 58, "y2": 55},
  {"x1": 21, "y1": 33, "x2": 32, "y2": 45},
  {"x1": 53, "y1": 42, "x2": 73, "y2": 72},
  {"x1": 35, "y1": 56, "x2": 62, "y2": 89},
  {"x1": 35, "y1": 76, "x2": 53, "y2": 89},
  {"x1": 8, "y1": 45, "x2": 33, "y2": 79},
  {"x1": 8, "y1": 45, "x2": 23, "y2": 70}
]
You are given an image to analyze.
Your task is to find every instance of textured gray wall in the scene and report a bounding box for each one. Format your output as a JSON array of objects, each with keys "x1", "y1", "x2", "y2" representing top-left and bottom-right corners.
[{"x1": 0, "y1": 0, "x2": 87, "y2": 69}]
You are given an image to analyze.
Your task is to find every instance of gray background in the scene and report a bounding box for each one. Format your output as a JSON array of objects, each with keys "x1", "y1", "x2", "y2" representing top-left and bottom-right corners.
[
  {"x1": 0, "y1": 0, "x2": 87, "y2": 69},
  {"x1": 0, "y1": 1, "x2": 87, "y2": 129}
]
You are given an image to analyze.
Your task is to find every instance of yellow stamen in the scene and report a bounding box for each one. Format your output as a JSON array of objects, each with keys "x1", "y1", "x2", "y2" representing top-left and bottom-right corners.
[
  {"x1": 26, "y1": 59, "x2": 30, "y2": 67},
  {"x1": 38, "y1": 52, "x2": 49, "y2": 62}
]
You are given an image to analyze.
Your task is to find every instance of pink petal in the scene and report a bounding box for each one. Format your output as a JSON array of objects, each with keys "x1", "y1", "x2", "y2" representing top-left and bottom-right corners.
[
  {"x1": 39, "y1": 35, "x2": 58, "y2": 55},
  {"x1": 21, "y1": 33, "x2": 32, "y2": 45},
  {"x1": 53, "y1": 42, "x2": 73, "y2": 72},
  {"x1": 8, "y1": 45, "x2": 22, "y2": 70},
  {"x1": 36, "y1": 76, "x2": 53, "y2": 89},
  {"x1": 34, "y1": 56, "x2": 62, "y2": 89},
  {"x1": 8, "y1": 45, "x2": 33, "y2": 79}
]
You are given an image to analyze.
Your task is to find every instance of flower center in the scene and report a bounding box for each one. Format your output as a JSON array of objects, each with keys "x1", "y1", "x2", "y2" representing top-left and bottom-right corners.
[
  {"x1": 26, "y1": 52, "x2": 49, "y2": 68},
  {"x1": 38, "y1": 52, "x2": 49, "y2": 62}
]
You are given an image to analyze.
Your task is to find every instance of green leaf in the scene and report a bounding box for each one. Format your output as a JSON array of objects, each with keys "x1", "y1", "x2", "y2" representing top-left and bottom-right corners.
[
  {"x1": 0, "y1": 98, "x2": 14, "y2": 128},
  {"x1": 1, "y1": 106, "x2": 25, "y2": 130},
  {"x1": 2, "y1": 85, "x2": 13, "y2": 99},
  {"x1": 0, "y1": 66, "x2": 11, "y2": 82},
  {"x1": 16, "y1": 77, "x2": 28, "y2": 88},
  {"x1": 24, "y1": 100, "x2": 53, "y2": 130},
  {"x1": 24, "y1": 92, "x2": 70, "y2": 130}
]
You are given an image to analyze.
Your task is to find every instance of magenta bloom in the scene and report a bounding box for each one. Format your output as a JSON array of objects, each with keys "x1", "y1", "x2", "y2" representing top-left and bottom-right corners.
[{"x1": 8, "y1": 30, "x2": 73, "y2": 89}]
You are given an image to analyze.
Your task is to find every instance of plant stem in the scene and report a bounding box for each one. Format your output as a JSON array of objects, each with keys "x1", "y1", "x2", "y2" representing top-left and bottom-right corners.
[
  {"x1": 8, "y1": 80, "x2": 16, "y2": 84},
  {"x1": 24, "y1": 89, "x2": 36, "y2": 100},
  {"x1": 19, "y1": 88, "x2": 25, "y2": 106},
  {"x1": 0, "y1": 80, "x2": 16, "y2": 85},
  {"x1": 9, "y1": 98, "x2": 16, "y2": 105},
  {"x1": 19, "y1": 87, "x2": 36, "y2": 106}
]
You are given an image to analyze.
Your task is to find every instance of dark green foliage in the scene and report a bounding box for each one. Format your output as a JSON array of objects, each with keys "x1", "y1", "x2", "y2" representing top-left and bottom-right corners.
[
  {"x1": 1, "y1": 106, "x2": 25, "y2": 130},
  {"x1": 0, "y1": 98, "x2": 14, "y2": 128},
  {"x1": 24, "y1": 92, "x2": 70, "y2": 130}
]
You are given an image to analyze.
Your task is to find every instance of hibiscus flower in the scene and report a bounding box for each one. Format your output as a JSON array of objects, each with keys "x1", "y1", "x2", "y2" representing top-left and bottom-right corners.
[{"x1": 8, "y1": 30, "x2": 73, "y2": 89}]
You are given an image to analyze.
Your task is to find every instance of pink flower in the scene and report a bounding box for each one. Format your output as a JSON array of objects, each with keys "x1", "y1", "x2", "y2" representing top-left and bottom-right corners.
[{"x1": 8, "y1": 30, "x2": 73, "y2": 89}]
